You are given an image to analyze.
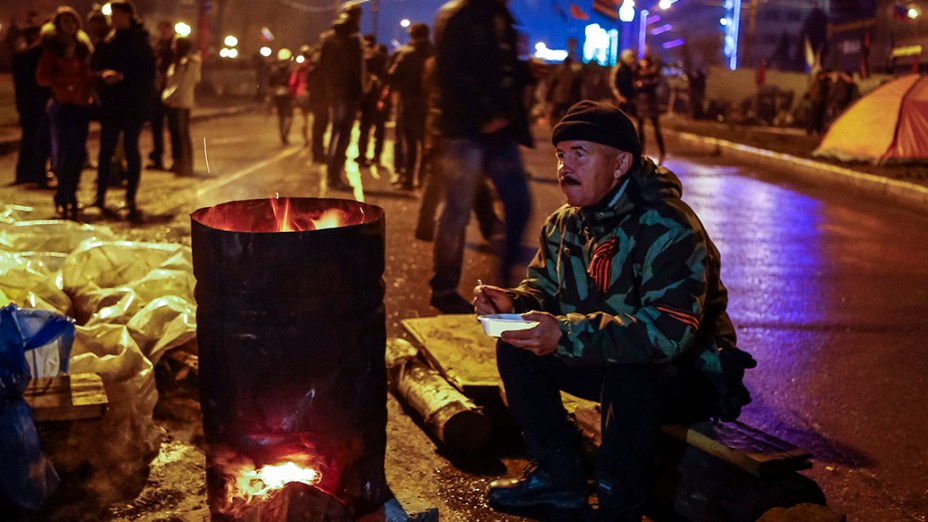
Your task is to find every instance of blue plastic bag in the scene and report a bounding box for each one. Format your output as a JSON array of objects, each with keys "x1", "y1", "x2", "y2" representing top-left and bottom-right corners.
[{"x1": 0, "y1": 304, "x2": 67, "y2": 510}]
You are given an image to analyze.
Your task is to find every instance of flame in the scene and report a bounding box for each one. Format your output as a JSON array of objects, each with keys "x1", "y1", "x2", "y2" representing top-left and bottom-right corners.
[
  {"x1": 310, "y1": 208, "x2": 345, "y2": 230},
  {"x1": 231, "y1": 461, "x2": 321, "y2": 499},
  {"x1": 271, "y1": 198, "x2": 347, "y2": 232}
]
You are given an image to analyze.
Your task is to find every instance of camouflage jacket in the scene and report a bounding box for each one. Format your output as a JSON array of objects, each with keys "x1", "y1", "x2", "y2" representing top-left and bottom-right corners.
[{"x1": 510, "y1": 158, "x2": 740, "y2": 388}]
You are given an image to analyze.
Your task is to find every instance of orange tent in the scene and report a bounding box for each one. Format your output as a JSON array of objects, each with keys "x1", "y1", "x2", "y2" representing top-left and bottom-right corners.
[{"x1": 813, "y1": 74, "x2": 928, "y2": 164}]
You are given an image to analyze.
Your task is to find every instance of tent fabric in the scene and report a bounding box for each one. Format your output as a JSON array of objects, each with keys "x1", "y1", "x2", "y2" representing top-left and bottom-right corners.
[{"x1": 813, "y1": 74, "x2": 928, "y2": 164}]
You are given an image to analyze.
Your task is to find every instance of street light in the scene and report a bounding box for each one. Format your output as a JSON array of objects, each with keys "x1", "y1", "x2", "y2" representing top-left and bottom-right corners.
[
  {"x1": 260, "y1": 46, "x2": 272, "y2": 57},
  {"x1": 224, "y1": 35, "x2": 239, "y2": 47},
  {"x1": 174, "y1": 21, "x2": 192, "y2": 37},
  {"x1": 101, "y1": 3, "x2": 112, "y2": 16},
  {"x1": 400, "y1": 19, "x2": 411, "y2": 28}
]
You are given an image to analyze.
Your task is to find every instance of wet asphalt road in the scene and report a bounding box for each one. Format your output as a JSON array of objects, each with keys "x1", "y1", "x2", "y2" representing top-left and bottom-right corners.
[{"x1": 2, "y1": 109, "x2": 927, "y2": 521}]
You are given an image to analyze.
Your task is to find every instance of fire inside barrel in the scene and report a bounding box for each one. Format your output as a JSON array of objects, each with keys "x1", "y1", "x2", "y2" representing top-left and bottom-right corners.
[{"x1": 191, "y1": 198, "x2": 390, "y2": 521}]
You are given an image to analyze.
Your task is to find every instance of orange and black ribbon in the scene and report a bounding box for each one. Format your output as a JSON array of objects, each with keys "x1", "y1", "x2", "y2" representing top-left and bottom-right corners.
[{"x1": 587, "y1": 236, "x2": 618, "y2": 293}]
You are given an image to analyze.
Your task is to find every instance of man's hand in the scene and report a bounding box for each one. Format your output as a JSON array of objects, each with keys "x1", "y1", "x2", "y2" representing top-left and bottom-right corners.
[
  {"x1": 473, "y1": 284, "x2": 513, "y2": 315},
  {"x1": 499, "y1": 311, "x2": 562, "y2": 356}
]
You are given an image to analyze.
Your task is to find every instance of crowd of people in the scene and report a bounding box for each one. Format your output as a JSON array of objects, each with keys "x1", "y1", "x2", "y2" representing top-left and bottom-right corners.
[{"x1": 11, "y1": 0, "x2": 200, "y2": 222}]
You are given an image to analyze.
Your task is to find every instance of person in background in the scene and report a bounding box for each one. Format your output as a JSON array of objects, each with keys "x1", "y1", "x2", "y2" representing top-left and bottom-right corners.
[
  {"x1": 356, "y1": 36, "x2": 389, "y2": 168},
  {"x1": 806, "y1": 70, "x2": 829, "y2": 135},
  {"x1": 429, "y1": 0, "x2": 536, "y2": 313},
  {"x1": 318, "y1": 6, "x2": 365, "y2": 191},
  {"x1": 36, "y1": 7, "x2": 95, "y2": 219},
  {"x1": 148, "y1": 19, "x2": 174, "y2": 171},
  {"x1": 305, "y1": 43, "x2": 329, "y2": 164},
  {"x1": 385, "y1": 22, "x2": 434, "y2": 190},
  {"x1": 633, "y1": 56, "x2": 665, "y2": 165},
  {"x1": 609, "y1": 49, "x2": 637, "y2": 116},
  {"x1": 290, "y1": 45, "x2": 313, "y2": 147},
  {"x1": 476, "y1": 100, "x2": 755, "y2": 521},
  {"x1": 824, "y1": 70, "x2": 858, "y2": 128},
  {"x1": 12, "y1": 24, "x2": 52, "y2": 187},
  {"x1": 162, "y1": 37, "x2": 200, "y2": 177},
  {"x1": 546, "y1": 56, "x2": 582, "y2": 123},
  {"x1": 91, "y1": 0, "x2": 156, "y2": 222},
  {"x1": 267, "y1": 48, "x2": 294, "y2": 146}
]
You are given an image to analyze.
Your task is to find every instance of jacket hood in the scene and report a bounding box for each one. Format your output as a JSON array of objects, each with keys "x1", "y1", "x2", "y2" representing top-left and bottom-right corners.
[
  {"x1": 40, "y1": 22, "x2": 93, "y2": 57},
  {"x1": 630, "y1": 157, "x2": 682, "y2": 202}
]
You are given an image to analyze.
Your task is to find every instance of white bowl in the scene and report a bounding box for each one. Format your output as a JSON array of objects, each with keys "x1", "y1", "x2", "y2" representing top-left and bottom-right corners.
[{"x1": 478, "y1": 314, "x2": 539, "y2": 337}]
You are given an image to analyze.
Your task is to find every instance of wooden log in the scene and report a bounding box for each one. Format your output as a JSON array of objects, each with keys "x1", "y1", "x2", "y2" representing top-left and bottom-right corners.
[
  {"x1": 23, "y1": 373, "x2": 108, "y2": 422},
  {"x1": 386, "y1": 338, "x2": 492, "y2": 454}
]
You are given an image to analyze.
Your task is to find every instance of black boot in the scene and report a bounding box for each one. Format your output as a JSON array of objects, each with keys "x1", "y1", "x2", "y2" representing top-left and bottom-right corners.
[{"x1": 488, "y1": 462, "x2": 587, "y2": 511}]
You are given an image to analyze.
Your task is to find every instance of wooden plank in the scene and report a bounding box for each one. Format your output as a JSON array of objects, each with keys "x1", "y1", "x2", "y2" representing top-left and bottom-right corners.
[
  {"x1": 401, "y1": 315, "x2": 500, "y2": 392},
  {"x1": 661, "y1": 421, "x2": 812, "y2": 476},
  {"x1": 573, "y1": 405, "x2": 811, "y2": 477},
  {"x1": 24, "y1": 373, "x2": 108, "y2": 422}
]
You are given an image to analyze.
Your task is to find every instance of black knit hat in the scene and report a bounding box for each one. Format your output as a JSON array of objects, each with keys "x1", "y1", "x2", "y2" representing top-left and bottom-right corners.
[{"x1": 552, "y1": 100, "x2": 641, "y2": 162}]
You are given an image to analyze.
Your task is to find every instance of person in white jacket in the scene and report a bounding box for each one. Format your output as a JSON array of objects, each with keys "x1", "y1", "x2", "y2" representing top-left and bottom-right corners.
[{"x1": 162, "y1": 37, "x2": 200, "y2": 176}]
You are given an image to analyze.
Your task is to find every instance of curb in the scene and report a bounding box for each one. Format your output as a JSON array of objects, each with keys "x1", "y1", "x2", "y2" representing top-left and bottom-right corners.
[
  {"x1": 0, "y1": 104, "x2": 258, "y2": 157},
  {"x1": 670, "y1": 129, "x2": 928, "y2": 211}
]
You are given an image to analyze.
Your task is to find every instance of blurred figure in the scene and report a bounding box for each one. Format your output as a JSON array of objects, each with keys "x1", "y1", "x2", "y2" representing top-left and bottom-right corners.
[
  {"x1": 162, "y1": 37, "x2": 200, "y2": 177},
  {"x1": 12, "y1": 24, "x2": 52, "y2": 186},
  {"x1": 305, "y1": 44, "x2": 329, "y2": 163},
  {"x1": 92, "y1": 0, "x2": 156, "y2": 221},
  {"x1": 546, "y1": 56, "x2": 582, "y2": 123},
  {"x1": 429, "y1": 0, "x2": 535, "y2": 312},
  {"x1": 609, "y1": 49, "x2": 637, "y2": 116},
  {"x1": 148, "y1": 19, "x2": 175, "y2": 170},
  {"x1": 416, "y1": 57, "x2": 501, "y2": 244},
  {"x1": 386, "y1": 22, "x2": 433, "y2": 190},
  {"x1": 806, "y1": 70, "x2": 829, "y2": 135},
  {"x1": 633, "y1": 56, "x2": 665, "y2": 164},
  {"x1": 268, "y1": 48, "x2": 294, "y2": 145},
  {"x1": 825, "y1": 70, "x2": 858, "y2": 127},
  {"x1": 357, "y1": 36, "x2": 389, "y2": 168},
  {"x1": 318, "y1": 6, "x2": 365, "y2": 191},
  {"x1": 290, "y1": 45, "x2": 313, "y2": 147},
  {"x1": 36, "y1": 7, "x2": 94, "y2": 219}
]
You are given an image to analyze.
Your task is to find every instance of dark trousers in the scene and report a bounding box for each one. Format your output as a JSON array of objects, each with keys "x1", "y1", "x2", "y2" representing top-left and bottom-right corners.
[
  {"x1": 357, "y1": 99, "x2": 386, "y2": 163},
  {"x1": 496, "y1": 343, "x2": 716, "y2": 514},
  {"x1": 149, "y1": 98, "x2": 167, "y2": 163},
  {"x1": 15, "y1": 105, "x2": 50, "y2": 184},
  {"x1": 48, "y1": 102, "x2": 90, "y2": 208},
  {"x1": 310, "y1": 102, "x2": 330, "y2": 161},
  {"x1": 397, "y1": 100, "x2": 427, "y2": 187},
  {"x1": 636, "y1": 114, "x2": 665, "y2": 158},
  {"x1": 326, "y1": 99, "x2": 359, "y2": 184},
  {"x1": 274, "y1": 95, "x2": 294, "y2": 144},
  {"x1": 97, "y1": 118, "x2": 143, "y2": 208},
  {"x1": 167, "y1": 107, "x2": 193, "y2": 176}
]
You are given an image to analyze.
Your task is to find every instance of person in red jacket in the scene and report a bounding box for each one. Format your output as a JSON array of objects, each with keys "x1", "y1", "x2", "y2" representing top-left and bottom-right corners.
[{"x1": 36, "y1": 7, "x2": 95, "y2": 220}]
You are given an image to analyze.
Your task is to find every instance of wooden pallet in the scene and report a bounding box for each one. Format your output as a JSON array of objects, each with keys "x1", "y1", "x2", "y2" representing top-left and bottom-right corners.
[{"x1": 23, "y1": 373, "x2": 108, "y2": 422}]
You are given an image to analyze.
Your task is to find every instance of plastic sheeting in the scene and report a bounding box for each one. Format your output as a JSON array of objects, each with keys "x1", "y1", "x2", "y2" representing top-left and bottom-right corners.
[{"x1": 0, "y1": 208, "x2": 198, "y2": 507}]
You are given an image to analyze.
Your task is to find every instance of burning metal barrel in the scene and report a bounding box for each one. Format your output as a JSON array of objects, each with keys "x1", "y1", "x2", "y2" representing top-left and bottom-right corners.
[{"x1": 191, "y1": 197, "x2": 390, "y2": 521}]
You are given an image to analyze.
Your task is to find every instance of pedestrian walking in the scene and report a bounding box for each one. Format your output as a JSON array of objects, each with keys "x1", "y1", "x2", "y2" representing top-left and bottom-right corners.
[
  {"x1": 633, "y1": 56, "x2": 665, "y2": 164},
  {"x1": 148, "y1": 20, "x2": 174, "y2": 171},
  {"x1": 357, "y1": 37, "x2": 389, "y2": 168},
  {"x1": 609, "y1": 49, "x2": 637, "y2": 116},
  {"x1": 305, "y1": 44, "x2": 329, "y2": 164},
  {"x1": 429, "y1": 0, "x2": 536, "y2": 313},
  {"x1": 318, "y1": 6, "x2": 365, "y2": 191},
  {"x1": 385, "y1": 23, "x2": 433, "y2": 190},
  {"x1": 546, "y1": 56, "x2": 582, "y2": 123},
  {"x1": 91, "y1": 0, "x2": 156, "y2": 222},
  {"x1": 267, "y1": 48, "x2": 295, "y2": 146},
  {"x1": 162, "y1": 37, "x2": 200, "y2": 177},
  {"x1": 12, "y1": 24, "x2": 52, "y2": 187},
  {"x1": 290, "y1": 45, "x2": 313, "y2": 147},
  {"x1": 35, "y1": 7, "x2": 95, "y2": 220}
]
